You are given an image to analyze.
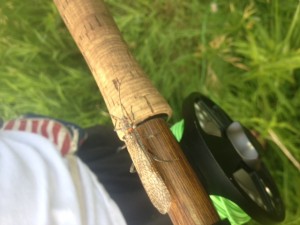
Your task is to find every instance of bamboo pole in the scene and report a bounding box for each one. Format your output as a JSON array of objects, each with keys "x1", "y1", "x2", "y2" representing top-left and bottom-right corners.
[{"x1": 53, "y1": 0, "x2": 220, "y2": 224}]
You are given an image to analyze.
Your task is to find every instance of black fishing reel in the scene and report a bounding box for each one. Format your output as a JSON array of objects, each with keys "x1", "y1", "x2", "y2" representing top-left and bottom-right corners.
[{"x1": 179, "y1": 92, "x2": 285, "y2": 224}]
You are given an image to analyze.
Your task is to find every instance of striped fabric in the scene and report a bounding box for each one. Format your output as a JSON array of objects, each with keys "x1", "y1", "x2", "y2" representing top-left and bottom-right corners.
[{"x1": 1, "y1": 118, "x2": 85, "y2": 156}]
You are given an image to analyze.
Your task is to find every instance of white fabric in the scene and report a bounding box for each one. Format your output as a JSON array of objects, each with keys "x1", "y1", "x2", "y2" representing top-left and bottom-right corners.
[{"x1": 0, "y1": 130, "x2": 127, "y2": 225}]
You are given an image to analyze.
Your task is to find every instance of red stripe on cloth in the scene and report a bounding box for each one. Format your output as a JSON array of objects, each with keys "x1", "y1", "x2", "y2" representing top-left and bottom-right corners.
[
  {"x1": 4, "y1": 120, "x2": 15, "y2": 130},
  {"x1": 19, "y1": 120, "x2": 27, "y2": 131},
  {"x1": 61, "y1": 133, "x2": 71, "y2": 156},
  {"x1": 52, "y1": 122, "x2": 61, "y2": 145},
  {"x1": 41, "y1": 120, "x2": 49, "y2": 138},
  {"x1": 32, "y1": 120, "x2": 39, "y2": 133}
]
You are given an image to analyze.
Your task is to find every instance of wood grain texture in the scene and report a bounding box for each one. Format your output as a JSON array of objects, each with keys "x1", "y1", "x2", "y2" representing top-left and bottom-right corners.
[
  {"x1": 53, "y1": 0, "x2": 220, "y2": 224},
  {"x1": 53, "y1": 0, "x2": 172, "y2": 140},
  {"x1": 136, "y1": 118, "x2": 220, "y2": 225},
  {"x1": 53, "y1": 0, "x2": 173, "y2": 215}
]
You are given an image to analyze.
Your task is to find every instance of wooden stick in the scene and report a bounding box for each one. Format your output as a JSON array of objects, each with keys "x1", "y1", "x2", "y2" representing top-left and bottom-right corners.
[
  {"x1": 136, "y1": 118, "x2": 220, "y2": 224},
  {"x1": 53, "y1": 0, "x2": 220, "y2": 224}
]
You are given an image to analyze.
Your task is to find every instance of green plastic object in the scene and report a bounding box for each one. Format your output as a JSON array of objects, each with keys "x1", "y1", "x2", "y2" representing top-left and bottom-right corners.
[{"x1": 170, "y1": 120, "x2": 251, "y2": 225}]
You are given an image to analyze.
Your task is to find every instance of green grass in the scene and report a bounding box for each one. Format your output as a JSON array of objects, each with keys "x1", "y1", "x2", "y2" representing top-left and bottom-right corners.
[{"x1": 1, "y1": 0, "x2": 300, "y2": 224}]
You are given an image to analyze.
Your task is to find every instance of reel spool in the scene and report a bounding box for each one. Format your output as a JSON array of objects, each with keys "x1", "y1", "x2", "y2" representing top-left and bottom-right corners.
[{"x1": 180, "y1": 92, "x2": 285, "y2": 224}]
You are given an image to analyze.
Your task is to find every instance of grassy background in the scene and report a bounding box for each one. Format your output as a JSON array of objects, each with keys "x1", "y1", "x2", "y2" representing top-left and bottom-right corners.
[{"x1": 1, "y1": 0, "x2": 300, "y2": 224}]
